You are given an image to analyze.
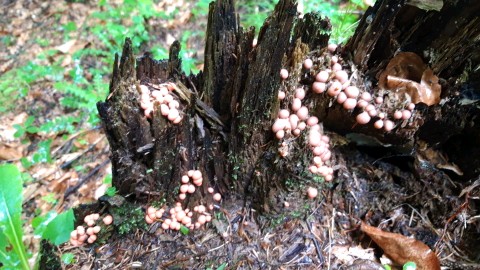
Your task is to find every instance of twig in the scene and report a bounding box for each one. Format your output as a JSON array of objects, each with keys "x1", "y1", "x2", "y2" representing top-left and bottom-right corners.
[{"x1": 63, "y1": 159, "x2": 110, "y2": 199}]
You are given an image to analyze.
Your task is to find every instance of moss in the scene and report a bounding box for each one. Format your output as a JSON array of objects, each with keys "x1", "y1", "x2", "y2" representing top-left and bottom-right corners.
[{"x1": 111, "y1": 203, "x2": 148, "y2": 235}]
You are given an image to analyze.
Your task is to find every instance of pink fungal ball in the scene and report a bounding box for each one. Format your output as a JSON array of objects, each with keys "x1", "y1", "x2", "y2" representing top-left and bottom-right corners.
[
  {"x1": 84, "y1": 215, "x2": 92, "y2": 223},
  {"x1": 280, "y1": 69, "x2": 289, "y2": 79},
  {"x1": 327, "y1": 81, "x2": 342, "y2": 97},
  {"x1": 155, "y1": 210, "x2": 164, "y2": 218},
  {"x1": 307, "y1": 187, "x2": 318, "y2": 199},
  {"x1": 375, "y1": 96, "x2": 384, "y2": 104},
  {"x1": 92, "y1": 214, "x2": 100, "y2": 220},
  {"x1": 298, "y1": 122, "x2": 307, "y2": 130},
  {"x1": 343, "y1": 98, "x2": 357, "y2": 110},
  {"x1": 344, "y1": 86, "x2": 359, "y2": 98},
  {"x1": 383, "y1": 120, "x2": 394, "y2": 131},
  {"x1": 378, "y1": 112, "x2": 385, "y2": 119},
  {"x1": 309, "y1": 132, "x2": 321, "y2": 147},
  {"x1": 208, "y1": 187, "x2": 214, "y2": 193},
  {"x1": 139, "y1": 85, "x2": 149, "y2": 94},
  {"x1": 206, "y1": 215, "x2": 212, "y2": 222},
  {"x1": 70, "y1": 230, "x2": 78, "y2": 240},
  {"x1": 293, "y1": 129, "x2": 301, "y2": 136},
  {"x1": 289, "y1": 114, "x2": 299, "y2": 130},
  {"x1": 306, "y1": 116, "x2": 319, "y2": 126},
  {"x1": 367, "y1": 108, "x2": 378, "y2": 117},
  {"x1": 179, "y1": 193, "x2": 186, "y2": 200},
  {"x1": 151, "y1": 90, "x2": 161, "y2": 98},
  {"x1": 198, "y1": 205, "x2": 206, "y2": 213},
  {"x1": 198, "y1": 215, "x2": 207, "y2": 225},
  {"x1": 335, "y1": 70, "x2": 349, "y2": 84},
  {"x1": 291, "y1": 98, "x2": 302, "y2": 111},
  {"x1": 181, "y1": 175, "x2": 190, "y2": 183},
  {"x1": 87, "y1": 235, "x2": 97, "y2": 244},
  {"x1": 336, "y1": 92, "x2": 347, "y2": 104},
  {"x1": 356, "y1": 112, "x2": 371, "y2": 124},
  {"x1": 161, "y1": 222, "x2": 169, "y2": 230},
  {"x1": 402, "y1": 110, "x2": 412, "y2": 120},
  {"x1": 213, "y1": 193, "x2": 222, "y2": 201},
  {"x1": 173, "y1": 116, "x2": 183, "y2": 124},
  {"x1": 169, "y1": 100, "x2": 180, "y2": 109},
  {"x1": 331, "y1": 55, "x2": 339, "y2": 64},
  {"x1": 356, "y1": 100, "x2": 369, "y2": 108},
  {"x1": 180, "y1": 184, "x2": 189, "y2": 193},
  {"x1": 374, "y1": 119, "x2": 384, "y2": 129},
  {"x1": 361, "y1": 92, "x2": 372, "y2": 102},
  {"x1": 276, "y1": 130, "x2": 285, "y2": 139},
  {"x1": 140, "y1": 101, "x2": 151, "y2": 110},
  {"x1": 312, "y1": 82, "x2": 326, "y2": 93},
  {"x1": 328, "y1": 44, "x2": 338, "y2": 52},
  {"x1": 325, "y1": 174, "x2": 333, "y2": 181},
  {"x1": 272, "y1": 118, "x2": 286, "y2": 132},
  {"x1": 164, "y1": 94, "x2": 174, "y2": 104},
  {"x1": 295, "y1": 88, "x2": 306, "y2": 100},
  {"x1": 296, "y1": 106, "x2": 309, "y2": 120},
  {"x1": 408, "y1": 103, "x2": 415, "y2": 110},
  {"x1": 160, "y1": 104, "x2": 170, "y2": 116},
  {"x1": 303, "y1": 59, "x2": 313, "y2": 69},
  {"x1": 187, "y1": 170, "x2": 194, "y2": 177},
  {"x1": 332, "y1": 63, "x2": 342, "y2": 71},
  {"x1": 145, "y1": 214, "x2": 155, "y2": 224},
  {"x1": 315, "y1": 71, "x2": 329, "y2": 83},
  {"x1": 77, "y1": 226, "x2": 85, "y2": 236},
  {"x1": 147, "y1": 206, "x2": 156, "y2": 215},
  {"x1": 187, "y1": 184, "x2": 196, "y2": 193},
  {"x1": 309, "y1": 165, "x2": 318, "y2": 174},
  {"x1": 313, "y1": 145, "x2": 326, "y2": 156},
  {"x1": 167, "y1": 109, "x2": 180, "y2": 121},
  {"x1": 93, "y1": 226, "x2": 101, "y2": 234},
  {"x1": 393, "y1": 110, "x2": 402, "y2": 119},
  {"x1": 192, "y1": 170, "x2": 202, "y2": 180},
  {"x1": 313, "y1": 156, "x2": 323, "y2": 165},
  {"x1": 278, "y1": 91, "x2": 286, "y2": 100},
  {"x1": 321, "y1": 135, "x2": 330, "y2": 143},
  {"x1": 278, "y1": 109, "x2": 290, "y2": 119}
]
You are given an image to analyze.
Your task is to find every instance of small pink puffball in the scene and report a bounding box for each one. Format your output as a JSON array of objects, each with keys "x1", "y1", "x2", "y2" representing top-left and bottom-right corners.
[
  {"x1": 159, "y1": 87, "x2": 169, "y2": 96},
  {"x1": 293, "y1": 129, "x2": 301, "y2": 136},
  {"x1": 361, "y1": 92, "x2": 372, "y2": 102},
  {"x1": 187, "y1": 170, "x2": 194, "y2": 177},
  {"x1": 140, "y1": 100, "x2": 151, "y2": 110},
  {"x1": 407, "y1": 103, "x2": 415, "y2": 110},
  {"x1": 280, "y1": 69, "x2": 289, "y2": 79},
  {"x1": 343, "y1": 98, "x2": 357, "y2": 110},
  {"x1": 291, "y1": 98, "x2": 302, "y2": 111},
  {"x1": 87, "y1": 235, "x2": 97, "y2": 244},
  {"x1": 160, "y1": 104, "x2": 170, "y2": 116},
  {"x1": 328, "y1": 44, "x2": 338, "y2": 52},
  {"x1": 93, "y1": 226, "x2": 101, "y2": 234},
  {"x1": 208, "y1": 187, "x2": 214, "y2": 193},
  {"x1": 197, "y1": 215, "x2": 207, "y2": 225},
  {"x1": 147, "y1": 206, "x2": 156, "y2": 216},
  {"x1": 335, "y1": 70, "x2": 349, "y2": 84},
  {"x1": 169, "y1": 100, "x2": 180, "y2": 109},
  {"x1": 284, "y1": 201, "x2": 290, "y2": 208},
  {"x1": 327, "y1": 81, "x2": 342, "y2": 97},
  {"x1": 306, "y1": 116, "x2": 319, "y2": 126},
  {"x1": 402, "y1": 110, "x2": 412, "y2": 120},
  {"x1": 180, "y1": 184, "x2": 189, "y2": 193},
  {"x1": 144, "y1": 107, "x2": 153, "y2": 118},
  {"x1": 373, "y1": 119, "x2": 384, "y2": 129},
  {"x1": 289, "y1": 114, "x2": 299, "y2": 130},
  {"x1": 103, "y1": 215, "x2": 113, "y2": 225},
  {"x1": 383, "y1": 119, "x2": 394, "y2": 131},
  {"x1": 278, "y1": 91, "x2": 286, "y2": 100},
  {"x1": 375, "y1": 96, "x2": 384, "y2": 104},
  {"x1": 139, "y1": 85, "x2": 149, "y2": 94},
  {"x1": 312, "y1": 82, "x2": 326, "y2": 93},
  {"x1": 187, "y1": 184, "x2": 196, "y2": 193},
  {"x1": 77, "y1": 226, "x2": 85, "y2": 236},
  {"x1": 325, "y1": 174, "x2": 333, "y2": 181},
  {"x1": 332, "y1": 63, "x2": 342, "y2": 71},
  {"x1": 308, "y1": 131, "x2": 321, "y2": 147},
  {"x1": 356, "y1": 100, "x2": 369, "y2": 108},
  {"x1": 393, "y1": 110, "x2": 402, "y2": 119},
  {"x1": 181, "y1": 175, "x2": 190, "y2": 183},
  {"x1": 336, "y1": 92, "x2": 347, "y2": 104},
  {"x1": 313, "y1": 145, "x2": 326, "y2": 156},
  {"x1": 295, "y1": 88, "x2": 306, "y2": 100},
  {"x1": 367, "y1": 108, "x2": 378, "y2": 117},
  {"x1": 296, "y1": 106, "x2": 309, "y2": 120},
  {"x1": 275, "y1": 130, "x2": 285, "y2": 139},
  {"x1": 192, "y1": 170, "x2": 202, "y2": 180},
  {"x1": 278, "y1": 109, "x2": 290, "y2": 119},
  {"x1": 179, "y1": 193, "x2": 186, "y2": 200},
  {"x1": 167, "y1": 108, "x2": 179, "y2": 121},
  {"x1": 213, "y1": 193, "x2": 222, "y2": 201},
  {"x1": 321, "y1": 135, "x2": 330, "y2": 143},
  {"x1": 309, "y1": 165, "x2": 318, "y2": 174},
  {"x1": 145, "y1": 214, "x2": 155, "y2": 224},
  {"x1": 344, "y1": 86, "x2": 359, "y2": 98},
  {"x1": 320, "y1": 150, "x2": 331, "y2": 162},
  {"x1": 303, "y1": 58, "x2": 313, "y2": 69},
  {"x1": 193, "y1": 178, "x2": 203, "y2": 186},
  {"x1": 272, "y1": 118, "x2": 287, "y2": 133},
  {"x1": 161, "y1": 222, "x2": 169, "y2": 230},
  {"x1": 155, "y1": 210, "x2": 164, "y2": 218},
  {"x1": 313, "y1": 156, "x2": 323, "y2": 166},
  {"x1": 378, "y1": 112, "x2": 385, "y2": 119},
  {"x1": 298, "y1": 122, "x2": 307, "y2": 130},
  {"x1": 356, "y1": 112, "x2": 371, "y2": 124},
  {"x1": 307, "y1": 187, "x2": 318, "y2": 199},
  {"x1": 164, "y1": 94, "x2": 174, "y2": 103},
  {"x1": 173, "y1": 115, "x2": 183, "y2": 125},
  {"x1": 70, "y1": 230, "x2": 78, "y2": 240},
  {"x1": 331, "y1": 55, "x2": 339, "y2": 64},
  {"x1": 316, "y1": 71, "x2": 329, "y2": 83},
  {"x1": 151, "y1": 90, "x2": 161, "y2": 98}
]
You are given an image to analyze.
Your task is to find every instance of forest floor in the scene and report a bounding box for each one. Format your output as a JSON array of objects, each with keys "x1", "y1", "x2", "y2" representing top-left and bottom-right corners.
[{"x1": 0, "y1": 0, "x2": 479, "y2": 269}]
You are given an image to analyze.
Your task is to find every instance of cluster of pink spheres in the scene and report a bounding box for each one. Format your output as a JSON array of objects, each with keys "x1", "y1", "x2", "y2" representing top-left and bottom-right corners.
[
  {"x1": 308, "y1": 45, "x2": 416, "y2": 132},
  {"x1": 138, "y1": 83, "x2": 183, "y2": 124},
  {"x1": 145, "y1": 170, "x2": 222, "y2": 231},
  {"x1": 69, "y1": 214, "x2": 113, "y2": 246}
]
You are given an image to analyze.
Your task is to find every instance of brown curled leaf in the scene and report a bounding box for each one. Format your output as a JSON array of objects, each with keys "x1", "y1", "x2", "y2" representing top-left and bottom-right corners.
[
  {"x1": 360, "y1": 222, "x2": 440, "y2": 270},
  {"x1": 379, "y1": 52, "x2": 441, "y2": 106}
]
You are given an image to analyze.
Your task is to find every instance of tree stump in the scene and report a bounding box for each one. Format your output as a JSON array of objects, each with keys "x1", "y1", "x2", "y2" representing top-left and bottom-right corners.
[{"x1": 49, "y1": 0, "x2": 480, "y2": 268}]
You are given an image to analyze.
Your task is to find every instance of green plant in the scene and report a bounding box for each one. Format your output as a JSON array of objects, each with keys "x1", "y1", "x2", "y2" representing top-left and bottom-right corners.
[{"x1": 0, "y1": 164, "x2": 75, "y2": 269}]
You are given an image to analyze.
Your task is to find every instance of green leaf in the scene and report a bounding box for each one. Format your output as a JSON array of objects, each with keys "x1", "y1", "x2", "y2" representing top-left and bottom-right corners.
[
  {"x1": 61, "y1": 252, "x2": 75, "y2": 265},
  {"x1": 179, "y1": 225, "x2": 189, "y2": 235},
  {"x1": 403, "y1": 262, "x2": 417, "y2": 270},
  {"x1": 216, "y1": 263, "x2": 227, "y2": 270},
  {"x1": 32, "y1": 211, "x2": 58, "y2": 238},
  {"x1": 0, "y1": 164, "x2": 30, "y2": 270},
  {"x1": 42, "y1": 209, "x2": 75, "y2": 245}
]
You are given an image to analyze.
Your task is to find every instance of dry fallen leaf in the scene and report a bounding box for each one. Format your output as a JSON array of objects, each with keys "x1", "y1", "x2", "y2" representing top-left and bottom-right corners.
[
  {"x1": 379, "y1": 52, "x2": 441, "y2": 106},
  {"x1": 361, "y1": 222, "x2": 440, "y2": 270}
]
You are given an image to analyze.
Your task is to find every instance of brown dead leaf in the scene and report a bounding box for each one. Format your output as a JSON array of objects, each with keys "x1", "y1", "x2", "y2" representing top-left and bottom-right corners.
[
  {"x1": 361, "y1": 222, "x2": 440, "y2": 270},
  {"x1": 379, "y1": 52, "x2": 441, "y2": 106},
  {"x1": 0, "y1": 144, "x2": 23, "y2": 160}
]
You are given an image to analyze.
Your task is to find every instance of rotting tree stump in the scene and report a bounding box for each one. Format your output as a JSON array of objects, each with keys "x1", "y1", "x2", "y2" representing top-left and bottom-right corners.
[{"x1": 47, "y1": 0, "x2": 480, "y2": 269}]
